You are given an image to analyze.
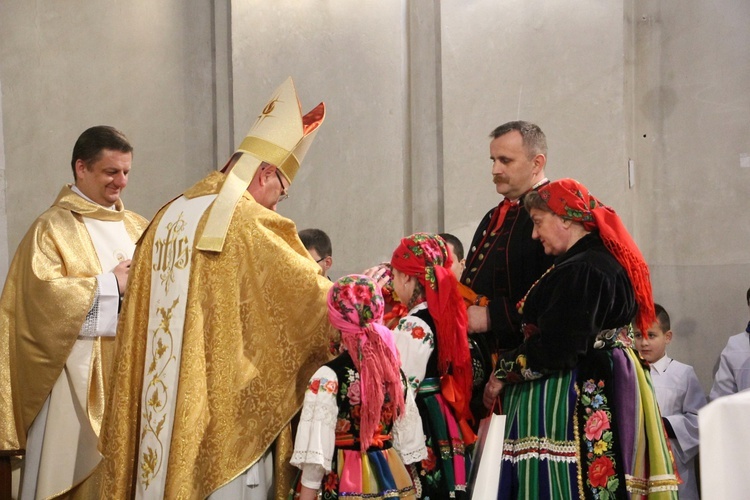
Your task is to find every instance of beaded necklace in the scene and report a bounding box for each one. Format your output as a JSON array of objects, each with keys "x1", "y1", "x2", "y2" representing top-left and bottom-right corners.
[{"x1": 516, "y1": 264, "x2": 555, "y2": 314}]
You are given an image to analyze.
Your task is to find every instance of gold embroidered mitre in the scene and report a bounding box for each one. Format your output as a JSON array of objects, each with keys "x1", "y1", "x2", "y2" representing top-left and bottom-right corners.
[{"x1": 197, "y1": 77, "x2": 325, "y2": 252}]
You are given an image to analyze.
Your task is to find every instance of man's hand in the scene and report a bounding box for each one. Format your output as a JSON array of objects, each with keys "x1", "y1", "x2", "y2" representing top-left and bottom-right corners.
[
  {"x1": 467, "y1": 305, "x2": 490, "y2": 333},
  {"x1": 113, "y1": 259, "x2": 132, "y2": 294},
  {"x1": 483, "y1": 375, "x2": 504, "y2": 409}
]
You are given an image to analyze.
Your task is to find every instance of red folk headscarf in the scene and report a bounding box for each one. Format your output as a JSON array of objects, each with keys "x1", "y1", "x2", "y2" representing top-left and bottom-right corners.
[
  {"x1": 327, "y1": 275, "x2": 405, "y2": 452},
  {"x1": 390, "y1": 233, "x2": 472, "y2": 421},
  {"x1": 537, "y1": 179, "x2": 656, "y2": 334}
]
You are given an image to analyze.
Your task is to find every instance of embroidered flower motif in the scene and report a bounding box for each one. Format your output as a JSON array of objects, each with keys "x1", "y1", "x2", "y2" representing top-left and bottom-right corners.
[
  {"x1": 581, "y1": 378, "x2": 619, "y2": 498},
  {"x1": 591, "y1": 394, "x2": 604, "y2": 409},
  {"x1": 335, "y1": 418, "x2": 351, "y2": 433},
  {"x1": 346, "y1": 380, "x2": 361, "y2": 405},
  {"x1": 583, "y1": 380, "x2": 596, "y2": 394},
  {"x1": 494, "y1": 357, "x2": 525, "y2": 384},
  {"x1": 411, "y1": 326, "x2": 426, "y2": 340},
  {"x1": 584, "y1": 410, "x2": 611, "y2": 441},
  {"x1": 309, "y1": 379, "x2": 321, "y2": 395},
  {"x1": 588, "y1": 456, "x2": 615, "y2": 488},
  {"x1": 309, "y1": 378, "x2": 337, "y2": 396},
  {"x1": 421, "y1": 446, "x2": 437, "y2": 471},
  {"x1": 593, "y1": 440, "x2": 608, "y2": 456},
  {"x1": 325, "y1": 380, "x2": 338, "y2": 394},
  {"x1": 324, "y1": 471, "x2": 338, "y2": 493}
]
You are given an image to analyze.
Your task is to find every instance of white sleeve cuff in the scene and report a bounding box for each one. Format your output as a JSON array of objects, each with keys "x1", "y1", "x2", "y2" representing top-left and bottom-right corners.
[
  {"x1": 94, "y1": 273, "x2": 120, "y2": 336},
  {"x1": 300, "y1": 464, "x2": 326, "y2": 489}
]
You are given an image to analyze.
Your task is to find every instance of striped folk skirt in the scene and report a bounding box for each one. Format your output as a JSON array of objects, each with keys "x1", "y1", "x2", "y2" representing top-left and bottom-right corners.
[{"x1": 497, "y1": 345, "x2": 679, "y2": 500}]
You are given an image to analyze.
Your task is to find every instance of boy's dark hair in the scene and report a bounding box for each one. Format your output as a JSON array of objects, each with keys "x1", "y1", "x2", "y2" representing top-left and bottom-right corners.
[
  {"x1": 299, "y1": 228, "x2": 332, "y2": 258},
  {"x1": 71, "y1": 126, "x2": 133, "y2": 180},
  {"x1": 438, "y1": 233, "x2": 464, "y2": 261},
  {"x1": 654, "y1": 303, "x2": 671, "y2": 332}
]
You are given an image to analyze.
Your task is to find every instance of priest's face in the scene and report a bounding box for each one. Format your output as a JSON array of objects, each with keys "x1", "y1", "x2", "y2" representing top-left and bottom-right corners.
[
  {"x1": 529, "y1": 208, "x2": 570, "y2": 256},
  {"x1": 490, "y1": 130, "x2": 544, "y2": 201},
  {"x1": 74, "y1": 149, "x2": 132, "y2": 207}
]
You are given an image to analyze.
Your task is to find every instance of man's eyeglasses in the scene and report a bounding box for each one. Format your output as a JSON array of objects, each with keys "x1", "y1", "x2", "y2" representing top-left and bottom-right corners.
[
  {"x1": 275, "y1": 170, "x2": 289, "y2": 202},
  {"x1": 315, "y1": 256, "x2": 326, "y2": 263}
]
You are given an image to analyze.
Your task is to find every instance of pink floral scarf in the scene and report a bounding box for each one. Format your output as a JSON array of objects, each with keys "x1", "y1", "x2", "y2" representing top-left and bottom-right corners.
[{"x1": 327, "y1": 275, "x2": 405, "y2": 451}]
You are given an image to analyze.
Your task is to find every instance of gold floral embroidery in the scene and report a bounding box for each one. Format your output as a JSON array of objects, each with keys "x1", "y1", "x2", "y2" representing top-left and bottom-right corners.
[{"x1": 139, "y1": 297, "x2": 180, "y2": 488}]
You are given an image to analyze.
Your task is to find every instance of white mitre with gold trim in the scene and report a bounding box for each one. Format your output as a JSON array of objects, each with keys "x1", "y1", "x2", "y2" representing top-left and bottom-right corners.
[{"x1": 196, "y1": 77, "x2": 325, "y2": 252}]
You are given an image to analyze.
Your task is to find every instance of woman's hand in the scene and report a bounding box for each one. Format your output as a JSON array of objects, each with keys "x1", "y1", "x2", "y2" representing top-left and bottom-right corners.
[
  {"x1": 298, "y1": 485, "x2": 319, "y2": 500},
  {"x1": 483, "y1": 375, "x2": 504, "y2": 409}
]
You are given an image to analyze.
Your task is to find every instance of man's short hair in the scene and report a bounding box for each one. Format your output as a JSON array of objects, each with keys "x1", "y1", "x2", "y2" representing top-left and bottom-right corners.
[
  {"x1": 438, "y1": 233, "x2": 464, "y2": 261},
  {"x1": 299, "y1": 228, "x2": 332, "y2": 258},
  {"x1": 746, "y1": 287, "x2": 750, "y2": 306},
  {"x1": 489, "y1": 121, "x2": 547, "y2": 159},
  {"x1": 654, "y1": 303, "x2": 671, "y2": 332},
  {"x1": 71, "y1": 126, "x2": 133, "y2": 180}
]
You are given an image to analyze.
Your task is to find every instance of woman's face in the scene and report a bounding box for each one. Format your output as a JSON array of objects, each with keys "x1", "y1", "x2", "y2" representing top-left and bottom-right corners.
[{"x1": 530, "y1": 208, "x2": 571, "y2": 255}]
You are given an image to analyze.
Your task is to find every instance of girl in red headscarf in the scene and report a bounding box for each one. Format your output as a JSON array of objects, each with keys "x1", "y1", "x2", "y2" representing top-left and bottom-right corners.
[
  {"x1": 482, "y1": 179, "x2": 679, "y2": 499},
  {"x1": 389, "y1": 233, "x2": 473, "y2": 499},
  {"x1": 290, "y1": 275, "x2": 426, "y2": 500}
]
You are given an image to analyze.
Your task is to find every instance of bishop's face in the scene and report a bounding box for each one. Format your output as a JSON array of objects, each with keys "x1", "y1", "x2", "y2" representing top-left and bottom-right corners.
[{"x1": 253, "y1": 164, "x2": 289, "y2": 211}]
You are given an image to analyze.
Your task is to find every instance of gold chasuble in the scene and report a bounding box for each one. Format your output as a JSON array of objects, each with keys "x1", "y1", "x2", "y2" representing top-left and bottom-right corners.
[
  {"x1": 0, "y1": 187, "x2": 147, "y2": 494},
  {"x1": 100, "y1": 172, "x2": 335, "y2": 498}
]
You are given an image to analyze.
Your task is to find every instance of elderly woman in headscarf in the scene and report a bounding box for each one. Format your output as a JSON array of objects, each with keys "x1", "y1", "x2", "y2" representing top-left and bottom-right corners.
[
  {"x1": 482, "y1": 179, "x2": 679, "y2": 499},
  {"x1": 389, "y1": 233, "x2": 474, "y2": 499},
  {"x1": 290, "y1": 275, "x2": 426, "y2": 500}
]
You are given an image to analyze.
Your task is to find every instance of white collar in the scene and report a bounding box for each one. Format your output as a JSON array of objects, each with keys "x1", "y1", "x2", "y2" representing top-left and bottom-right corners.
[
  {"x1": 71, "y1": 185, "x2": 115, "y2": 209},
  {"x1": 651, "y1": 355, "x2": 673, "y2": 374}
]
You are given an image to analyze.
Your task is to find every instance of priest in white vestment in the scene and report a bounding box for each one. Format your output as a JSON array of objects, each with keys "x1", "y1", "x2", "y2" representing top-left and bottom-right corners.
[{"x1": 0, "y1": 126, "x2": 147, "y2": 499}]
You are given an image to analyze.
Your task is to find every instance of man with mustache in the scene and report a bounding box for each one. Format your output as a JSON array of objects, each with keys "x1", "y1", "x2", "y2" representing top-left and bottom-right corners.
[{"x1": 461, "y1": 121, "x2": 554, "y2": 419}]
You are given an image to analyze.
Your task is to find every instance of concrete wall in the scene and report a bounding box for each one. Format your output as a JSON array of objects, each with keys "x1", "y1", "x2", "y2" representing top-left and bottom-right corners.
[
  {"x1": 633, "y1": 0, "x2": 750, "y2": 393},
  {"x1": 0, "y1": 0, "x2": 215, "y2": 264},
  {"x1": 1, "y1": 0, "x2": 748, "y2": 393},
  {"x1": 441, "y1": 0, "x2": 634, "y2": 256},
  {"x1": 230, "y1": 1, "x2": 410, "y2": 274}
]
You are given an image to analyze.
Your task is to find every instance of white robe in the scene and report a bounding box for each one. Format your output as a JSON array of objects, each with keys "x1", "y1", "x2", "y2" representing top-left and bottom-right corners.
[
  {"x1": 709, "y1": 331, "x2": 750, "y2": 401},
  {"x1": 20, "y1": 189, "x2": 137, "y2": 500},
  {"x1": 650, "y1": 355, "x2": 706, "y2": 500},
  {"x1": 699, "y1": 389, "x2": 750, "y2": 498}
]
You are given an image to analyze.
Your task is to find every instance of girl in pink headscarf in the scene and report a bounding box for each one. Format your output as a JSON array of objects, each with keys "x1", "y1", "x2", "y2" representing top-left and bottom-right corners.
[{"x1": 290, "y1": 275, "x2": 426, "y2": 500}]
